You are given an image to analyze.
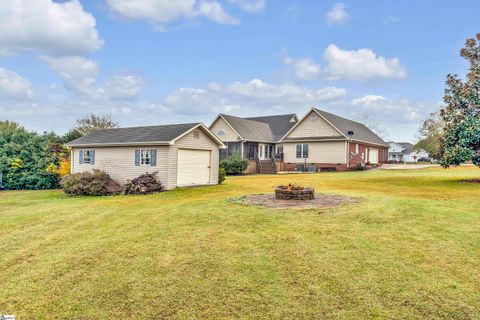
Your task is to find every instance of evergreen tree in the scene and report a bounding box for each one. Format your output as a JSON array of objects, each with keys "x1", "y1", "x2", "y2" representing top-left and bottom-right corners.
[{"x1": 440, "y1": 34, "x2": 480, "y2": 167}]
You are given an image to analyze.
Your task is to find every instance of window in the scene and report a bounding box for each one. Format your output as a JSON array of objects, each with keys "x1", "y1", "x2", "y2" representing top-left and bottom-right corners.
[
  {"x1": 217, "y1": 130, "x2": 225, "y2": 136},
  {"x1": 83, "y1": 150, "x2": 91, "y2": 164},
  {"x1": 193, "y1": 130, "x2": 200, "y2": 138},
  {"x1": 276, "y1": 145, "x2": 283, "y2": 154},
  {"x1": 296, "y1": 144, "x2": 309, "y2": 159},
  {"x1": 259, "y1": 145, "x2": 264, "y2": 157},
  {"x1": 140, "y1": 149, "x2": 152, "y2": 165},
  {"x1": 302, "y1": 144, "x2": 309, "y2": 158}
]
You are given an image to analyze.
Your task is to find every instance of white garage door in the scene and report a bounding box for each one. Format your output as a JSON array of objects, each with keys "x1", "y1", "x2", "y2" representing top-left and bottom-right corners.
[
  {"x1": 177, "y1": 149, "x2": 211, "y2": 186},
  {"x1": 369, "y1": 148, "x2": 378, "y2": 164}
]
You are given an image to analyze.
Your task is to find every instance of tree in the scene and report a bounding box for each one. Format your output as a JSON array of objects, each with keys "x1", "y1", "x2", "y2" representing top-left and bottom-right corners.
[
  {"x1": 61, "y1": 129, "x2": 82, "y2": 144},
  {"x1": 439, "y1": 34, "x2": 480, "y2": 167},
  {"x1": 415, "y1": 112, "x2": 443, "y2": 159},
  {"x1": 75, "y1": 114, "x2": 118, "y2": 135},
  {"x1": 353, "y1": 113, "x2": 387, "y2": 139},
  {"x1": 0, "y1": 121, "x2": 63, "y2": 189}
]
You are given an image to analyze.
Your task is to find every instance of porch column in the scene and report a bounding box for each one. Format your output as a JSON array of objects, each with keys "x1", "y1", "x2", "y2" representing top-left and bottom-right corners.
[{"x1": 240, "y1": 141, "x2": 244, "y2": 159}]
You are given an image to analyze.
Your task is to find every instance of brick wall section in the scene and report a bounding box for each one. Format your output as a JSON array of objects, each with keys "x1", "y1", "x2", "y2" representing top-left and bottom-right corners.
[{"x1": 347, "y1": 142, "x2": 388, "y2": 167}]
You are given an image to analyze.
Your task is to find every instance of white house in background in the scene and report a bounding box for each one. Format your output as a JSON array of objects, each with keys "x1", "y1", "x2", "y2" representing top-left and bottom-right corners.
[{"x1": 388, "y1": 142, "x2": 430, "y2": 162}]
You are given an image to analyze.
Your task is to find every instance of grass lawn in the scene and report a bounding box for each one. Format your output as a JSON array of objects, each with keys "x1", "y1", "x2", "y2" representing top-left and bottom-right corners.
[{"x1": 1, "y1": 167, "x2": 479, "y2": 319}]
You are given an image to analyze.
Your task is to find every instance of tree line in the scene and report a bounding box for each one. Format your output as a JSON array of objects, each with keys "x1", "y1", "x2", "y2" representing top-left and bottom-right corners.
[{"x1": 0, "y1": 114, "x2": 118, "y2": 190}]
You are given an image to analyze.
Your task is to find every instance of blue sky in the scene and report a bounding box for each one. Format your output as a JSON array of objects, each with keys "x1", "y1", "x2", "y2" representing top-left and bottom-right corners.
[{"x1": 0, "y1": 0, "x2": 478, "y2": 141}]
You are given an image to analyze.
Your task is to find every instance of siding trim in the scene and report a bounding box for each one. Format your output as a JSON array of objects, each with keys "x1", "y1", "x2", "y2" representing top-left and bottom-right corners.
[
  {"x1": 171, "y1": 123, "x2": 226, "y2": 148},
  {"x1": 280, "y1": 108, "x2": 345, "y2": 141}
]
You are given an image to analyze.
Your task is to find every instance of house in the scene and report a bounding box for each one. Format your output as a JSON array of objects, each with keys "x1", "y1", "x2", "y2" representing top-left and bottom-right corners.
[
  {"x1": 66, "y1": 123, "x2": 225, "y2": 190},
  {"x1": 211, "y1": 107, "x2": 389, "y2": 173},
  {"x1": 209, "y1": 113, "x2": 298, "y2": 173},
  {"x1": 388, "y1": 142, "x2": 430, "y2": 162}
]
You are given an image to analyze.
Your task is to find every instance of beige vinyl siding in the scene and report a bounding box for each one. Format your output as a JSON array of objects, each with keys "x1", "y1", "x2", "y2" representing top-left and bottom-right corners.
[
  {"x1": 283, "y1": 141, "x2": 346, "y2": 164},
  {"x1": 71, "y1": 146, "x2": 169, "y2": 186},
  {"x1": 287, "y1": 110, "x2": 340, "y2": 138},
  {"x1": 168, "y1": 127, "x2": 219, "y2": 189},
  {"x1": 210, "y1": 117, "x2": 240, "y2": 142}
]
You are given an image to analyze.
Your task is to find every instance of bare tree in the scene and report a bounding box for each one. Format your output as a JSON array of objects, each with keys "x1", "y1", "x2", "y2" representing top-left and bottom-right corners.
[
  {"x1": 415, "y1": 112, "x2": 443, "y2": 159},
  {"x1": 75, "y1": 114, "x2": 119, "y2": 135},
  {"x1": 352, "y1": 113, "x2": 387, "y2": 139}
]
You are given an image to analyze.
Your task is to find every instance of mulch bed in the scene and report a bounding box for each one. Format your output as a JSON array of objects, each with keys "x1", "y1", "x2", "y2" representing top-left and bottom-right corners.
[
  {"x1": 230, "y1": 193, "x2": 360, "y2": 210},
  {"x1": 459, "y1": 179, "x2": 480, "y2": 184}
]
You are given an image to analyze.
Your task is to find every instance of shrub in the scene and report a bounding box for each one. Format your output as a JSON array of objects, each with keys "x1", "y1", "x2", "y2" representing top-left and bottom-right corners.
[
  {"x1": 220, "y1": 155, "x2": 248, "y2": 175},
  {"x1": 61, "y1": 170, "x2": 122, "y2": 196},
  {"x1": 124, "y1": 172, "x2": 163, "y2": 195},
  {"x1": 218, "y1": 167, "x2": 226, "y2": 184}
]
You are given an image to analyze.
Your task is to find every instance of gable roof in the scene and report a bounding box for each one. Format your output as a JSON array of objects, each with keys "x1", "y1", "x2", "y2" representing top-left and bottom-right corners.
[
  {"x1": 216, "y1": 113, "x2": 297, "y2": 143},
  {"x1": 66, "y1": 123, "x2": 225, "y2": 147},
  {"x1": 397, "y1": 142, "x2": 416, "y2": 154},
  {"x1": 312, "y1": 108, "x2": 388, "y2": 147}
]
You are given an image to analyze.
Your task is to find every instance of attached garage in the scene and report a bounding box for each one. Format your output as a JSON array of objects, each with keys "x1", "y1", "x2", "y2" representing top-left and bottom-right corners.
[
  {"x1": 177, "y1": 149, "x2": 211, "y2": 186},
  {"x1": 67, "y1": 123, "x2": 225, "y2": 190}
]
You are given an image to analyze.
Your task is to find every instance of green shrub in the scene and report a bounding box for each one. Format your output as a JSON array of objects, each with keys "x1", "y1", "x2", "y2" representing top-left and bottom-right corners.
[
  {"x1": 220, "y1": 155, "x2": 248, "y2": 175},
  {"x1": 61, "y1": 170, "x2": 122, "y2": 196},
  {"x1": 218, "y1": 167, "x2": 226, "y2": 184}
]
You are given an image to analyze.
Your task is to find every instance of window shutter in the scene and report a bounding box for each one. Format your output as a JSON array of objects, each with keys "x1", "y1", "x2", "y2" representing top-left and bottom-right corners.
[
  {"x1": 79, "y1": 149, "x2": 84, "y2": 164},
  {"x1": 150, "y1": 149, "x2": 157, "y2": 166},
  {"x1": 91, "y1": 150, "x2": 95, "y2": 165},
  {"x1": 135, "y1": 149, "x2": 140, "y2": 166}
]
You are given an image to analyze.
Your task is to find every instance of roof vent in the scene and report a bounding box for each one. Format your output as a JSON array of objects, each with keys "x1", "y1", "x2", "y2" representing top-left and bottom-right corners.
[{"x1": 347, "y1": 130, "x2": 354, "y2": 136}]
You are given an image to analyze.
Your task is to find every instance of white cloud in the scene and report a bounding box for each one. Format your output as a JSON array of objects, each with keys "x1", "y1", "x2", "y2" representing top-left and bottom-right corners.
[
  {"x1": 162, "y1": 79, "x2": 347, "y2": 116},
  {"x1": 284, "y1": 57, "x2": 321, "y2": 81},
  {"x1": 42, "y1": 56, "x2": 143, "y2": 101},
  {"x1": 198, "y1": 1, "x2": 240, "y2": 25},
  {"x1": 350, "y1": 95, "x2": 430, "y2": 123},
  {"x1": 351, "y1": 94, "x2": 386, "y2": 107},
  {"x1": 229, "y1": 0, "x2": 266, "y2": 12},
  {"x1": 0, "y1": 0, "x2": 102, "y2": 56},
  {"x1": 42, "y1": 55, "x2": 100, "y2": 98},
  {"x1": 0, "y1": 68, "x2": 33, "y2": 99},
  {"x1": 285, "y1": 44, "x2": 406, "y2": 81},
  {"x1": 326, "y1": 3, "x2": 349, "y2": 26},
  {"x1": 106, "y1": 0, "x2": 239, "y2": 29},
  {"x1": 105, "y1": 75, "x2": 143, "y2": 100},
  {"x1": 323, "y1": 44, "x2": 406, "y2": 80}
]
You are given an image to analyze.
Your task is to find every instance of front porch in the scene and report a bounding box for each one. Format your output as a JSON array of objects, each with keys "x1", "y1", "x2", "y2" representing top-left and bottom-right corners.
[{"x1": 220, "y1": 141, "x2": 283, "y2": 174}]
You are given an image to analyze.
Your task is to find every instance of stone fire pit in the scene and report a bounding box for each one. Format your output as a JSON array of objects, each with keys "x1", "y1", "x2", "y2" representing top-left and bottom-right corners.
[{"x1": 275, "y1": 184, "x2": 315, "y2": 200}]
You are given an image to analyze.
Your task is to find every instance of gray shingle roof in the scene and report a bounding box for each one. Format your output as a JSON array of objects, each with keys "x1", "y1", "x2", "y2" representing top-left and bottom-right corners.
[
  {"x1": 220, "y1": 113, "x2": 297, "y2": 143},
  {"x1": 313, "y1": 108, "x2": 389, "y2": 147},
  {"x1": 66, "y1": 123, "x2": 201, "y2": 147},
  {"x1": 397, "y1": 142, "x2": 415, "y2": 154}
]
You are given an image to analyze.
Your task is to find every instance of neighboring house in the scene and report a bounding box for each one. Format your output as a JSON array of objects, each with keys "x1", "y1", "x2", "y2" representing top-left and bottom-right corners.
[
  {"x1": 209, "y1": 113, "x2": 298, "y2": 173},
  {"x1": 211, "y1": 107, "x2": 389, "y2": 173},
  {"x1": 388, "y1": 142, "x2": 430, "y2": 162},
  {"x1": 66, "y1": 123, "x2": 225, "y2": 190}
]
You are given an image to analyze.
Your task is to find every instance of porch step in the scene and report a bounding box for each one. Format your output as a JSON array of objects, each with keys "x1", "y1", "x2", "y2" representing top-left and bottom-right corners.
[{"x1": 259, "y1": 160, "x2": 277, "y2": 174}]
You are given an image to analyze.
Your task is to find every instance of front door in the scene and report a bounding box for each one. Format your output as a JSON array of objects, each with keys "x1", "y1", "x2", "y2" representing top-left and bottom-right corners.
[{"x1": 259, "y1": 144, "x2": 273, "y2": 159}]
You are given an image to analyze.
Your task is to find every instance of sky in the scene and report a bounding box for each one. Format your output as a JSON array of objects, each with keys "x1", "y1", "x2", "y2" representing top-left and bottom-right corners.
[{"x1": 0, "y1": 0, "x2": 478, "y2": 142}]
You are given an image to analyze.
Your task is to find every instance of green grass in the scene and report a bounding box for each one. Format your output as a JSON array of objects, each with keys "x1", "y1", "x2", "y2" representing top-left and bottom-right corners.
[{"x1": 1, "y1": 167, "x2": 479, "y2": 319}]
